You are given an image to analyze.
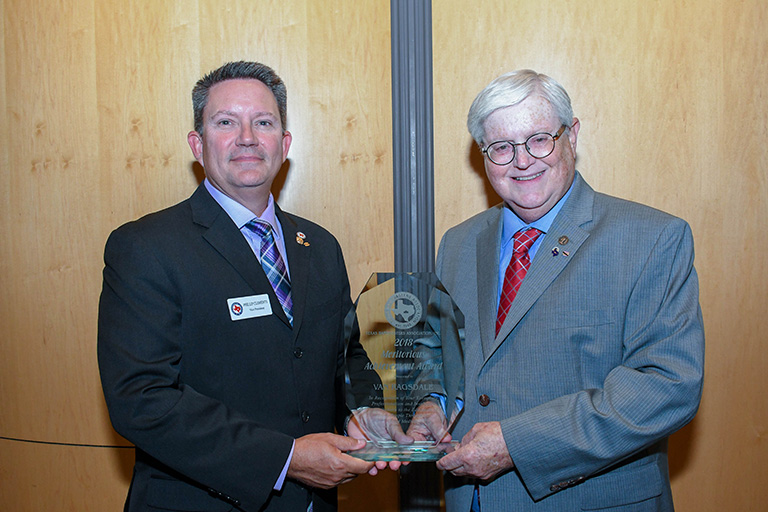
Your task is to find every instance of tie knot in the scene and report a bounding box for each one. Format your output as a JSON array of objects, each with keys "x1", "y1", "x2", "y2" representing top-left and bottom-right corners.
[
  {"x1": 245, "y1": 219, "x2": 272, "y2": 238},
  {"x1": 513, "y1": 228, "x2": 542, "y2": 254}
]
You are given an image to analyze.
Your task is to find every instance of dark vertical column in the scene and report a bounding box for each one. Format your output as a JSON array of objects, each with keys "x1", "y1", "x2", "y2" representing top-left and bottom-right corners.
[
  {"x1": 391, "y1": 1, "x2": 440, "y2": 510},
  {"x1": 391, "y1": 0, "x2": 435, "y2": 275}
]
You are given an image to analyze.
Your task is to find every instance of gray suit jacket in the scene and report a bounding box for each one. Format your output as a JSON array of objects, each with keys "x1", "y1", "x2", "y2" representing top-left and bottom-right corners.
[{"x1": 437, "y1": 172, "x2": 704, "y2": 511}]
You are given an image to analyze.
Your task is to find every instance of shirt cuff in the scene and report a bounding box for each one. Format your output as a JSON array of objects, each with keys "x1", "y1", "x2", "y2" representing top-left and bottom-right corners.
[{"x1": 274, "y1": 440, "x2": 295, "y2": 491}]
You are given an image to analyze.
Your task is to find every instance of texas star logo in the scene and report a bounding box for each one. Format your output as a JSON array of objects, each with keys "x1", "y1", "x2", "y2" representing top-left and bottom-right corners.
[
  {"x1": 384, "y1": 292, "x2": 422, "y2": 329},
  {"x1": 231, "y1": 302, "x2": 243, "y2": 316}
]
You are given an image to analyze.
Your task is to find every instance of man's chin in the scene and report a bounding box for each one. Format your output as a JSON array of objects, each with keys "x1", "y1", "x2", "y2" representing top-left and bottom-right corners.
[{"x1": 506, "y1": 199, "x2": 552, "y2": 223}]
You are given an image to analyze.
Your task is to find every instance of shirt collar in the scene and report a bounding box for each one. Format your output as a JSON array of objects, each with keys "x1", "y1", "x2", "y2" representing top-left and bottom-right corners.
[{"x1": 203, "y1": 179, "x2": 282, "y2": 239}]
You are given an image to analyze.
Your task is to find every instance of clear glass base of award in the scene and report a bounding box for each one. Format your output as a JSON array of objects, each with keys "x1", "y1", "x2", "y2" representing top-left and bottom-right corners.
[
  {"x1": 344, "y1": 272, "x2": 465, "y2": 462},
  {"x1": 351, "y1": 440, "x2": 459, "y2": 462}
]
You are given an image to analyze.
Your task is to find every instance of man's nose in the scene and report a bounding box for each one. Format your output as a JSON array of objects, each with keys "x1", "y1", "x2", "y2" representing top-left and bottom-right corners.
[
  {"x1": 237, "y1": 124, "x2": 257, "y2": 145},
  {"x1": 513, "y1": 145, "x2": 533, "y2": 168}
]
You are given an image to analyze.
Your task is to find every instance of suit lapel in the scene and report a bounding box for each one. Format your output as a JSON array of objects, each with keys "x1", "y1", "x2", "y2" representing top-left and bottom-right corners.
[
  {"x1": 488, "y1": 173, "x2": 595, "y2": 360},
  {"x1": 277, "y1": 207, "x2": 309, "y2": 333},
  {"x1": 475, "y1": 206, "x2": 504, "y2": 357},
  {"x1": 190, "y1": 185, "x2": 293, "y2": 327}
]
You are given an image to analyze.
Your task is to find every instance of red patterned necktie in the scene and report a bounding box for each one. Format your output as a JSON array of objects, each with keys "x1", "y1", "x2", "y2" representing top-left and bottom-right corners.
[{"x1": 496, "y1": 228, "x2": 542, "y2": 335}]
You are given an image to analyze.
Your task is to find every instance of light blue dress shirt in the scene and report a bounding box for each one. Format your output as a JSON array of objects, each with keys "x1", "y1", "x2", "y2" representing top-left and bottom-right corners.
[
  {"x1": 204, "y1": 179, "x2": 291, "y2": 278},
  {"x1": 497, "y1": 180, "x2": 575, "y2": 305}
]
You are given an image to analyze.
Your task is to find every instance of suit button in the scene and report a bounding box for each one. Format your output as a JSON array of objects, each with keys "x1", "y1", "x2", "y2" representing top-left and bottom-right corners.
[
  {"x1": 293, "y1": 347, "x2": 303, "y2": 358},
  {"x1": 479, "y1": 394, "x2": 490, "y2": 406},
  {"x1": 301, "y1": 411, "x2": 310, "y2": 423}
]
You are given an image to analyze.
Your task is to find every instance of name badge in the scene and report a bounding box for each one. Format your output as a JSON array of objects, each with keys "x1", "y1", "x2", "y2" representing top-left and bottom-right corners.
[{"x1": 227, "y1": 294, "x2": 272, "y2": 321}]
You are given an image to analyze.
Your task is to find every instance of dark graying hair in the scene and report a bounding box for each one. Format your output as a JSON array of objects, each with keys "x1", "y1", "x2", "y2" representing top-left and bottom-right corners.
[
  {"x1": 192, "y1": 61, "x2": 287, "y2": 134},
  {"x1": 467, "y1": 69, "x2": 574, "y2": 147}
]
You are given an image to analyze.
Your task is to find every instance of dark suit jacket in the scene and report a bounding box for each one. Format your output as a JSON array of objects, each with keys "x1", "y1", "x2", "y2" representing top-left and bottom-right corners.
[
  {"x1": 437, "y1": 173, "x2": 705, "y2": 511},
  {"x1": 98, "y1": 184, "x2": 354, "y2": 511}
]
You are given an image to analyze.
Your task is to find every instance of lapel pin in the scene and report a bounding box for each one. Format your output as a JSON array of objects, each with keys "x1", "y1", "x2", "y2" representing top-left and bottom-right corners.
[
  {"x1": 296, "y1": 232, "x2": 309, "y2": 247},
  {"x1": 552, "y1": 247, "x2": 559, "y2": 257},
  {"x1": 563, "y1": 250, "x2": 570, "y2": 257},
  {"x1": 558, "y1": 235, "x2": 569, "y2": 245}
]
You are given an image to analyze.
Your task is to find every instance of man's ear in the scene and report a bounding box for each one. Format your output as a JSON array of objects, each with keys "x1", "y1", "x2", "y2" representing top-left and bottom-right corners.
[
  {"x1": 568, "y1": 118, "x2": 580, "y2": 153},
  {"x1": 281, "y1": 130, "x2": 292, "y2": 161},
  {"x1": 187, "y1": 131, "x2": 204, "y2": 165}
]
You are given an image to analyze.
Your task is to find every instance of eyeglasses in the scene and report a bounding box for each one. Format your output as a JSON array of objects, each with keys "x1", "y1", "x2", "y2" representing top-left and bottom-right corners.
[{"x1": 482, "y1": 124, "x2": 568, "y2": 166}]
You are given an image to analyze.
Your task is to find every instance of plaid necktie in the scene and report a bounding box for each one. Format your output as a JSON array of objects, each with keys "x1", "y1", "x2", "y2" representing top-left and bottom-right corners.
[
  {"x1": 245, "y1": 219, "x2": 293, "y2": 325},
  {"x1": 496, "y1": 228, "x2": 542, "y2": 335}
]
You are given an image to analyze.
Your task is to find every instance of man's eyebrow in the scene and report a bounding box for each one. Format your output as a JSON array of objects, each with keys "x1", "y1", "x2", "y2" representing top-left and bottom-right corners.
[
  {"x1": 209, "y1": 109, "x2": 236, "y2": 118},
  {"x1": 209, "y1": 110, "x2": 278, "y2": 119},
  {"x1": 252, "y1": 111, "x2": 279, "y2": 119}
]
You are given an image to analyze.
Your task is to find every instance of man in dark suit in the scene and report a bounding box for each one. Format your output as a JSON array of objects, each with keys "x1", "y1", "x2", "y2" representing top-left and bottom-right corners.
[
  {"x1": 98, "y1": 61, "x2": 395, "y2": 512},
  {"x1": 429, "y1": 70, "x2": 705, "y2": 510}
]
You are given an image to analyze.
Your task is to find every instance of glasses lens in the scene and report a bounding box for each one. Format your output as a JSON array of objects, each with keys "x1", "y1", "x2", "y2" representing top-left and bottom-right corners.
[
  {"x1": 526, "y1": 133, "x2": 555, "y2": 158},
  {"x1": 487, "y1": 141, "x2": 515, "y2": 165}
]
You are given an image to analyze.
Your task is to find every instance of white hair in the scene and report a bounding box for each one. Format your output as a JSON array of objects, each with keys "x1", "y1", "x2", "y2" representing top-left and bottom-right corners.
[{"x1": 467, "y1": 69, "x2": 574, "y2": 146}]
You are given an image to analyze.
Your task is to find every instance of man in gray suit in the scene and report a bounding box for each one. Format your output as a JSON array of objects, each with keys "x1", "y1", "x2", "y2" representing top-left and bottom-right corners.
[{"x1": 431, "y1": 70, "x2": 704, "y2": 510}]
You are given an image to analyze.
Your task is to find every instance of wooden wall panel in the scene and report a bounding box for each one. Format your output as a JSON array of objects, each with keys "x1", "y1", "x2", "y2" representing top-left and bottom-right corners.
[
  {"x1": 1, "y1": 0, "x2": 105, "y2": 444},
  {"x1": 0, "y1": 439, "x2": 133, "y2": 510},
  {"x1": 0, "y1": 0, "x2": 392, "y2": 509},
  {"x1": 2, "y1": 0, "x2": 766, "y2": 510},
  {"x1": 433, "y1": 1, "x2": 767, "y2": 510}
]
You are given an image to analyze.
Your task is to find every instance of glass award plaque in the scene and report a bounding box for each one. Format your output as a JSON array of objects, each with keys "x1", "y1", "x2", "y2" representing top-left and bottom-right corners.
[{"x1": 343, "y1": 272, "x2": 464, "y2": 462}]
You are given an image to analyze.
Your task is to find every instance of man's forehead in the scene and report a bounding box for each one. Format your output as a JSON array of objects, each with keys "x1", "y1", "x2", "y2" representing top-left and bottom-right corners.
[
  {"x1": 208, "y1": 79, "x2": 275, "y2": 101},
  {"x1": 205, "y1": 79, "x2": 279, "y2": 113},
  {"x1": 485, "y1": 102, "x2": 559, "y2": 135}
]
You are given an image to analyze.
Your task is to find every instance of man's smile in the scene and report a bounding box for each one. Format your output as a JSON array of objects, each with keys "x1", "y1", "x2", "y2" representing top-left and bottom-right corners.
[{"x1": 512, "y1": 170, "x2": 544, "y2": 181}]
